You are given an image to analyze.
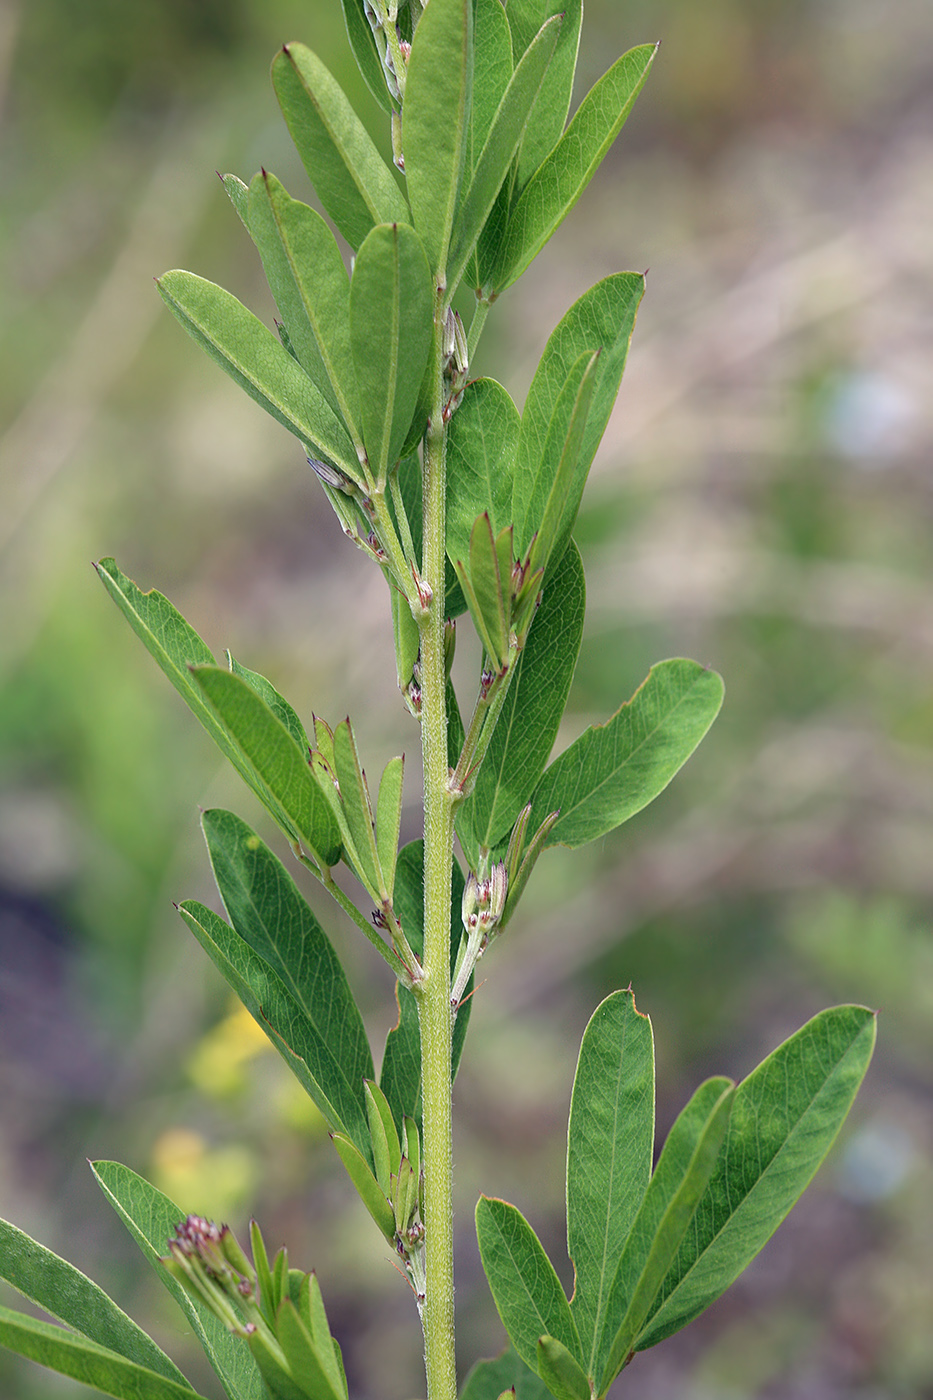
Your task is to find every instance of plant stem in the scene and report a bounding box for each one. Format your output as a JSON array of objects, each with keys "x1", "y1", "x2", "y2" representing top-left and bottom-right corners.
[
  {"x1": 466, "y1": 296, "x2": 491, "y2": 363},
  {"x1": 416, "y1": 291, "x2": 457, "y2": 1400}
]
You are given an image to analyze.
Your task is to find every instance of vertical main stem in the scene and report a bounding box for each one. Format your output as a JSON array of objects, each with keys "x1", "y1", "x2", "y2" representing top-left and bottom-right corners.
[{"x1": 417, "y1": 290, "x2": 457, "y2": 1400}]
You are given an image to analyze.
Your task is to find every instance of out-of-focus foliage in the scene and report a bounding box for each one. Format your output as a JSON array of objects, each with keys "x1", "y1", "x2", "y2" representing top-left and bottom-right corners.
[{"x1": 1, "y1": 0, "x2": 932, "y2": 1397}]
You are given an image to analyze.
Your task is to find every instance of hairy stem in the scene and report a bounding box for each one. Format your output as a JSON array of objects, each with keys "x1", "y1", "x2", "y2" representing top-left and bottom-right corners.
[{"x1": 416, "y1": 289, "x2": 457, "y2": 1400}]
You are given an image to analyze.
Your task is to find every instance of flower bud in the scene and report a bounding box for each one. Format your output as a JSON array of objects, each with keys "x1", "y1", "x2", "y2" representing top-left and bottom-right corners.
[
  {"x1": 162, "y1": 1216, "x2": 258, "y2": 1337},
  {"x1": 461, "y1": 862, "x2": 508, "y2": 938}
]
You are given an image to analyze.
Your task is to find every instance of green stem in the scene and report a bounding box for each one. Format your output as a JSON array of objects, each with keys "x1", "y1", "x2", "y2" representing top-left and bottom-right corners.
[
  {"x1": 369, "y1": 488, "x2": 420, "y2": 602},
  {"x1": 416, "y1": 292, "x2": 457, "y2": 1400},
  {"x1": 298, "y1": 854, "x2": 411, "y2": 983},
  {"x1": 466, "y1": 296, "x2": 491, "y2": 363}
]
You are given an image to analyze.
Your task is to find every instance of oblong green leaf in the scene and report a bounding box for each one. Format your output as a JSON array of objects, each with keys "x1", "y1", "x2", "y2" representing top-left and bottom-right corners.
[
  {"x1": 597, "y1": 1079, "x2": 735, "y2": 1391},
  {"x1": 403, "y1": 0, "x2": 472, "y2": 274},
  {"x1": 460, "y1": 1343, "x2": 554, "y2": 1400},
  {"x1": 272, "y1": 44, "x2": 409, "y2": 252},
  {"x1": 191, "y1": 664, "x2": 341, "y2": 869},
  {"x1": 465, "y1": 511, "x2": 509, "y2": 668},
  {"x1": 470, "y1": 0, "x2": 513, "y2": 168},
  {"x1": 227, "y1": 653, "x2": 309, "y2": 754},
  {"x1": 510, "y1": 0, "x2": 582, "y2": 188},
  {"x1": 221, "y1": 172, "x2": 251, "y2": 228},
  {"x1": 332, "y1": 1134, "x2": 395, "y2": 1243},
  {"x1": 456, "y1": 541, "x2": 585, "y2": 862},
  {"x1": 379, "y1": 841, "x2": 469, "y2": 1131},
  {"x1": 566, "y1": 989, "x2": 654, "y2": 1367},
  {"x1": 635, "y1": 1006, "x2": 876, "y2": 1352},
  {"x1": 529, "y1": 659, "x2": 725, "y2": 849},
  {"x1": 0, "y1": 1306, "x2": 208, "y2": 1400},
  {"x1": 177, "y1": 900, "x2": 370, "y2": 1157},
  {"x1": 0, "y1": 1218, "x2": 190, "y2": 1388},
  {"x1": 476, "y1": 1196, "x2": 581, "y2": 1375},
  {"x1": 365, "y1": 1079, "x2": 402, "y2": 1183},
  {"x1": 376, "y1": 755, "x2": 405, "y2": 901},
  {"x1": 447, "y1": 15, "x2": 562, "y2": 293},
  {"x1": 94, "y1": 558, "x2": 241, "y2": 770},
  {"x1": 91, "y1": 1160, "x2": 265, "y2": 1400},
  {"x1": 332, "y1": 718, "x2": 382, "y2": 896},
  {"x1": 95, "y1": 561, "x2": 336, "y2": 867},
  {"x1": 200, "y1": 808, "x2": 373, "y2": 1102},
  {"x1": 337, "y1": 0, "x2": 394, "y2": 114},
  {"x1": 446, "y1": 377, "x2": 520, "y2": 575},
  {"x1": 276, "y1": 1298, "x2": 346, "y2": 1400},
  {"x1": 513, "y1": 272, "x2": 645, "y2": 562},
  {"x1": 247, "y1": 172, "x2": 359, "y2": 437},
  {"x1": 523, "y1": 350, "x2": 599, "y2": 579},
  {"x1": 157, "y1": 270, "x2": 359, "y2": 480},
  {"x1": 305, "y1": 1275, "x2": 346, "y2": 1400},
  {"x1": 536, "y1": 1335, "x2": 590, "y2": 1400},
  {"x1": 491, "y1": 43, "x2": 657, "y2": 293},
  {"x1": 349, "y1": 222, "x2": 433, "y2": 479}
]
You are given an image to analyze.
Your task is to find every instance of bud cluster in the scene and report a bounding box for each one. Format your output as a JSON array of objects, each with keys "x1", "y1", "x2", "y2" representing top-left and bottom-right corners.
[
  {"x1": 451, "y1": 862, "x2": 508, "y2": 1013},
  {"x1": 442, "y1": 307, "x2": 469, "y2": 422},
  {"x1": 163, "y1": 1216, "x2": 260, "y2": 1338}
]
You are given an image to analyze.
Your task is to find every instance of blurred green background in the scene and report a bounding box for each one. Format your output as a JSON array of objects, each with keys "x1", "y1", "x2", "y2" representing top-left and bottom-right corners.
[{"x1": 1, "y1": 1, "x2": 932, "y2": 1396}]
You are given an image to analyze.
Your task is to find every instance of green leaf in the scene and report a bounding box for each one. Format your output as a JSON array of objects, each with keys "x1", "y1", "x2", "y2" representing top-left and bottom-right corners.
[
  {"x1": 305, "y1": 1275, "x2": 346, "y2": 1400},
  {"x1": 460, "y1": 1343, "x2": 554, "y2": 1400},
  {"x1": 379, "y1": 841, "x2": 469, "y2": 1130},
  {"x1": 191, "y1": 664, "x2": 341, "y2": 869},
  {"x1": 98, "y1": 562, "x2": 337, "y2": 868},
  {"x1": 248, "y1": 1329, "x2": 311, "y2": 1400},
  {"x1": 513, "y1": 348, "x2": 599, "y2": 572},
  {"x1": 177, "y1": 900, "x2": 370, "y2": 1157},
  {"x1": 250, "y1": 1221, "x2": 275, "y2": 1328},
  {"x1": 91, "y1": 1160, "x2": 265, "y2": 1400},
  {"x1": 635, "y1": 1005, "x2": 877, "y2": 1352},
  {"x1": 475, "y1": 1196, "x2": 581, "y2": 1375},
  {"x1": 376, "y1": 754, "x2": 405, "y2": 901},
  {"x1": 332, "y1": 1134, "x2": 396, "y2": 1243},
  {"x1": 566, "y1": 989, "x2": 654, "y2": 1368},
  {"x1": 447, "y1": 674, "x2": 466, "y2": 769},
  {"x1": 529, "y1": 659, "x2": 725, "y2": 849},
  {"x1": 246, "y1": 171, "x2": 359, "y2": 436},
  {"x1": 510, "y1": 0, "x2": 582, "y2": 188},
  {"x1": 95, "y1": 560, "x2": 325, "y2": 842},
  {"x1": 0, "y1": 1306, "x2": 209, "y2": 1400},
  {"x1": 349, "y1": 222, "x2": 434, "y2": 479},
  {"x1": 365, "y1": 1079, "x2": 403, "y2": 1184},
  {"x1": 456, "y1": 541, "x2": 585, "y2": 862},
  {"x1": 391, "y1": 582, "x2": 421, "y2": 691},
  {"x1": 445, "y1": 378, "x2": 520, "y2": 577},
  {"x1": 0, "y1": 1218, "x2": 191, "y2": 1388},
  {"x1": 272, "y1": 44, "x2": 409, "y2": 252},
  {"x1": 597, "y1": 1079, "x2": 735, "y2": 1391},
  {"x1": 490, "y1": 43, "x2": 657, "y2": 293},
  {"x1": 227, "y1": 653, "x2": 309, "y2": 754},
  {"x1": 536, "y1": 1335, "x2": 590, "y2": 1400},
  {"x1": 337, "y1": 0, "x2": 394, "y2": 114},
  {"x1": 221, "y1": 172, "x2": 251, "y2": 228},
  {"x1": 156, "y1": 270, "x2": 359, "y2": 480},
  {"x1": 447, "y1": 15, "x2": 561, "y2": 293},
  {"x1": 332, "y1": 717, "x2": 383, "y2": 896},
  {"x1": 513, "y1": 273, "x2": 645, "y2": 563},
  {"x1": 276, "y1": 1298, "x2": 346, "y2": 1400},
  {"x1": 200, "y1": 808, "x2": 373, "y2": 1103},
  {"x1": 403, "y1": 0, "x2": 472, "y2": 274},
  {"x1": 470, "y1": 0, "x2": 513, "y2": 169},
  {"x1": 460, "y1": 512, "x2": 510, "y2": 669}
]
